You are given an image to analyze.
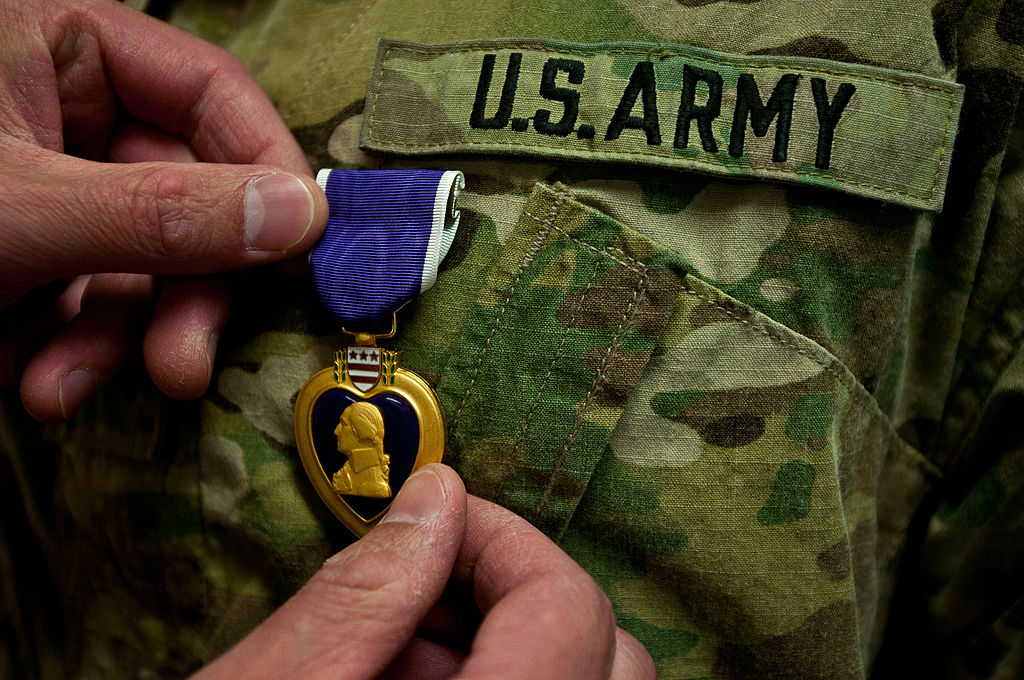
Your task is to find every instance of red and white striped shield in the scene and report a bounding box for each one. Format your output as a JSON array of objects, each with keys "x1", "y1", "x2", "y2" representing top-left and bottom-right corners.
[{"x1": 346, "y1": 347, "x2": 382, "y2": 392}]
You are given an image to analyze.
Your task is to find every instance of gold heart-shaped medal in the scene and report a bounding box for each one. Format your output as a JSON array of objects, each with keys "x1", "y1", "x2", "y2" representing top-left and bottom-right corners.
[{"x1": 294, "y1": 325, "x2": 445, "y2": 536}]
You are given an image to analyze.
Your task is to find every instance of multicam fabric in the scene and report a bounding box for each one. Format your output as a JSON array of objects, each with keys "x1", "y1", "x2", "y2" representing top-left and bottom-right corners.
[
  {"x1": 363, "y1": 38, "x2": 964, "y2": 210},
  {"x1": 1, "y1": 0, "x2": 1023, "y2": 679}
]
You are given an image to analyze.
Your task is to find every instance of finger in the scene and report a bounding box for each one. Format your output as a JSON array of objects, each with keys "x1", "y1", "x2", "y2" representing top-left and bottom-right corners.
[
  {"x1": 107, "y1": 119, "x2": 227, "y2": 402},
  {"x1": 68, "y1": 0, "x2": 309, "y2": 172},
  {"x1": 417, "y1": 581, "x2": 481, "y2": 652},
  {"x1": 107, "y1": 119, "x2": 199, "y2": 164},
  {"x1": 0, "y1": 277, "x2": 85, "y2": 386},
  {"x1": 0, "y1": 150, "x2": 328, "y2": 302},
  {"x1": 143, "y1": 276, "x2": 231, "y2": 400},
  {"x1": 610, "y1": 629, "x2": 657, "y2": 680},
  {"x1": 378, "y1": 637, "x2": 464, "y2": 680},
  {"x1": 453, "y1": 496, "x2": 620, "y2": 680},
  {"x1": 19, "y1": 273, "x2": 154, "y2": 422},
  {"x1": 191, "y1": 465, "x2": 467, "y2": 680}
]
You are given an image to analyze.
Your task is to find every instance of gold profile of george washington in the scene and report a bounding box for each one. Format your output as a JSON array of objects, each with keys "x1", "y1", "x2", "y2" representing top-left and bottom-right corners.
[{"x1": 330, "y1": 401, "x2": 392, "y2": 498}]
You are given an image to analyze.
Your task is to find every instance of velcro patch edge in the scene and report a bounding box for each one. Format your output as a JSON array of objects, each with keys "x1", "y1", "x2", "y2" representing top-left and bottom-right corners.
[{"x1": 361, "y1": 38, "x2": 964, "y2": 212}]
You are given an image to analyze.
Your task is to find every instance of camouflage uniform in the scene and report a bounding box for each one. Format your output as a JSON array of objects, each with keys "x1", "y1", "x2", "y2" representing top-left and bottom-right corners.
[{"x1": 1, "y1": 0, "x2": 1022, "y2": 678}]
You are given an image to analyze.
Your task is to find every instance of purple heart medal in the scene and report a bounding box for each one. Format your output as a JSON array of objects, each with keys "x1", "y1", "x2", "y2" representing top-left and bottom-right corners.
[{"x1": 294, "y1": 169, "x2": 464, "y2": 536}]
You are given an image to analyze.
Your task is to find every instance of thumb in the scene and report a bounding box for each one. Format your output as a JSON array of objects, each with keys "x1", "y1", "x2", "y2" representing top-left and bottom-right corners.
[
  {"x1": 191, "y1": 465, "x2": 467, "y2": 680},
  {"x1": 0, "y1": 149, "x2": 328, "y2": 300}
]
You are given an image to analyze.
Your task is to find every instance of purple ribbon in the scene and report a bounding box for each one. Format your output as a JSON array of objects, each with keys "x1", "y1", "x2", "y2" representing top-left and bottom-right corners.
[{"x1": 311, "y1": 169, "x2": 464, "y2": 332}]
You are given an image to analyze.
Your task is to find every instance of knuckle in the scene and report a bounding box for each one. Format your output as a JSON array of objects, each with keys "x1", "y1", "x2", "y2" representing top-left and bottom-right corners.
[
  {"x1": 209, "y1": 45, "x2": 249, "y2": 77},
  {"x1": 127, "y1": 167, "x2": 207, "y2": 259}
]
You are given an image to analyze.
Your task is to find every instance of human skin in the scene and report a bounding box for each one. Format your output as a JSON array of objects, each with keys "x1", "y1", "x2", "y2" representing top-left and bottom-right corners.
[
  {"x1": 0, "y1": 2, "x2": 656, "y2": 677},
  {"x1": 0, "y1": 0, "x2": 329, "y2": 421},
  {"x1": 192, "y1": 464, "x2": 655, "y2": 680}
]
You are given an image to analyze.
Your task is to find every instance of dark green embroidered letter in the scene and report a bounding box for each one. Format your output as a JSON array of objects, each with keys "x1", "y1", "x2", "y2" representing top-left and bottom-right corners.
[
  {"x1": 729, "y1": 73, "x2": 800, "y2": 162},
  {"x1": 534, "y1": 58, "x2": 585, "y2": 137},
  {"x1": 811, "y1": 78, "x2": 855, "y2": 169},
  {"x1": 470, "y1": 53, "x2": 522, "y2": 130},
  {"x1": 675, "y1": 64, "x2": 723, "y2": 152},
  {"x1": 605, "y1": 61, "x2": 661, "y2": 145}
]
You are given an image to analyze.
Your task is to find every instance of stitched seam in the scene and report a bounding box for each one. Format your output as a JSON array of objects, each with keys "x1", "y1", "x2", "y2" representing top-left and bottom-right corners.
[
  {"x1": 365, "y1": 139, "x2": 942, "y2": 202},
  {"x1": 930, "y1": 73, "x2": 959, "y2": 201},
  {"x1": 366, "y1": 45, "x2": 960, "y2": 203},
  {"x1": 680, "y1": 280, "x2": 840, "y2": 376},
  {"x1": 522, "y1": 208, "x2": 647, "y2": 274},
  {"x1": 532, "y1": 267, "x2": 649, "y2": 525},
  {"x1": 528, "y1": 183, "x2": 936, "y2": 475},
  {"x1": 366, "y1": 45, "x2": 393, "y2": 154},
  {"x1": 677, "y1": 279, "x2": 940, "y2": 477},
  {"x1": 449, "y1": 192, "x2": 565, "y2": 436},
  {"x1": 496, "y1": 257, "x2": 604, "y2": 499}
]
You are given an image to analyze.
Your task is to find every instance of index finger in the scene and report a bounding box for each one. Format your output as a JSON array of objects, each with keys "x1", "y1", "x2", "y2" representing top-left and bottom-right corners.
[
  {"x1": 71, "y1": 0, "x2": 309, "y2": 172},
  {"x1": 452, "y1": 496, "x2": 619, "y2": 680}
]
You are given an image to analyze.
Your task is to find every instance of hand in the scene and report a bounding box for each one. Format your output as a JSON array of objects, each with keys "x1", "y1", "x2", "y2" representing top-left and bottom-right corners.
[
  {"x1": 192, "y1": 464, "x2": 655, "y2": 680},
  {"x1": 0, "y1": 0, "x2": 328, "y2": 421}
]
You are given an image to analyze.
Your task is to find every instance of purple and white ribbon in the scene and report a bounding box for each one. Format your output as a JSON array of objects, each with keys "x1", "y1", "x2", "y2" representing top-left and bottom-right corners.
[{"x1": 312, "y1": 168, "x2": 464, "y2": 331}]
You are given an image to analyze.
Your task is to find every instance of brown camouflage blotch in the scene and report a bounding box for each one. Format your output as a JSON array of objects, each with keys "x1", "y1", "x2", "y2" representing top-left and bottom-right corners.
[
  {"x1": 557, "y1": 265, "x2": 644, "y2": 329},
  {"x1": 583, "y1": 347, "x2": 654, "y2": 408},
  {"x1": 786, "y1": 208, "x2": 910, "y2": 268},
  {"x1": 699, "y1": 414, "x2": 767, "y2": 448},
  {"x1": 526, "y1": 467, "x2": 588, "y2": 508},
  {"x1": 371, "y1": 72, "x2": 465, "y2": 146},
  {"x1": 715, "y1": 601, "x2": 861, "y2": 680},
  {"x1": 414, "y1": 369, "x2": 442, "y2": 388},
  {"x1": 634, "y1": 269, "x2": 684, "y2": 338},
  {"x1": 807, "y1": 435, "x2": 828, "y2": 452},
  {"x1": 845, "y1": 520, "x2": 879, "y2": 645},
  {"x1": 438, "y1": 208, "x2": 481, "y2": 274},
  {"x1": 792, "y1": 323, "x2": 833, "y2": 352},
  {"x1": 557, "y1": 266, "x2": 676, "y2": 337},
  {"x1": 752, "y1": 35, "x2": 887, "y2": 68},
  {"x1": 464, "y1": 173, "x2": 517, "y2": 196},
  {"x1": 686, "y1": 295, "x2": 755, "y2": 329},
  {"x1": 656, "y1": 566, "x2": 750, "y2": 640},
  {"x1": 688, "y1": 301, "x2": 731, "y2": 328},
  {"x1": 932, "y1": 0, "x2": 972, "y2": 66},
  {"x1": 674, "y1": 0, "x2": 762, "y2": 6},
  {"x1": 289, "y1": 99, "x2": 365, "y2": 171},
  {"x1": 448, "y1": 437, "x2": 519, "y2": 499},
  {"x1": 840, "y1": 287, "x2": 904, "y2": 391},
  {"x1": 817, "y1": 537, "x2": 852, "y2": 582},
  {"x1": 996, "y1": 0, "x2": 1024, "y2": 46},
  {"x1": 673, "y1": 372, "x2": 834, "y2": 425},
  {"x1": 761, "y1": 251, "x2": 794, "y2": 273}
]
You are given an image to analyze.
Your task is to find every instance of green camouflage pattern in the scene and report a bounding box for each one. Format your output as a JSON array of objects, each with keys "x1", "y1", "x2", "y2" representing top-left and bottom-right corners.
[
  {"x1": 1, "y1": 0, "x2": 1023, "y2": 678},
  {"x1": 363, "y1": 39, "x2": 963, "y2": 211}
]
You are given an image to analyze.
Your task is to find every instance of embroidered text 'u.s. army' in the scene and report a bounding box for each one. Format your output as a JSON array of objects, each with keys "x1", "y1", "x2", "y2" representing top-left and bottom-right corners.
[{"x1": 361, "y1": 39, "x2": 964, "y2": 211}]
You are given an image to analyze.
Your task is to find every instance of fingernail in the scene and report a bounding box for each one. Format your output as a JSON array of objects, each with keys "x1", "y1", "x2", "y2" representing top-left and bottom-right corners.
[
  {"x1": 58, "y1": 368, "x2": 103, "y2": 420},
  {"x1": 380, "y1": 467, "x2": 445, "y2": 525},
  {"x1": 244, "y1": 173, "x2": 315, "y2": 252},
  {"x1": 204, "y1": 331, "x2": 220, "y2": 384}
]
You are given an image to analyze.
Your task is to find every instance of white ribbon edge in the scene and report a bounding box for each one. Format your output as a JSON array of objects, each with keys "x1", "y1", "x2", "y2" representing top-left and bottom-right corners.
[
  {"x1": 314, "y1": 168, "x2": 464, "y2": 294},
  {"x1": 315, "y1": 168, "x2": 331, "y2": 192},
  {"x1": 422, "y1": 169, "x2": 464, "y2": 293}
]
